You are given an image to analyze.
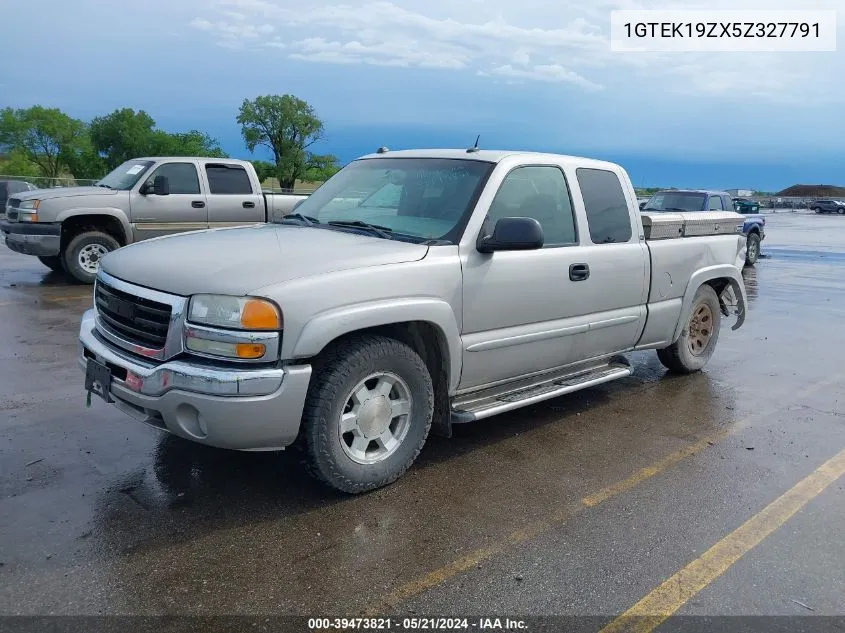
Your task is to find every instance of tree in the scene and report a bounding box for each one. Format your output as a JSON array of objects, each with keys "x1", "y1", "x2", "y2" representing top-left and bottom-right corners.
[
  {"x1": 0, "y1": 148, "x2": 41, "y2": 178},
  {"x1": 250, "y1": 160, "x2": 277, "y2": 184},
  {"x1": 0, "y1": 106, "x2": 89, "y2": 182},
  {"x1": 237, "y1": 94, "x2": 325, "y2": 190},
  {"x1": 90, "y1": 108, "x2": 228, "y2": 170},
  {"x1": 304, "y1": 153, "x2": 341, "y2": 183},
  {"x1": 152, "y1": 129, "x2": 228, "y2": 158},
  {"x1": 89, "y1": 108, "x2": 157, "y2": 170}
]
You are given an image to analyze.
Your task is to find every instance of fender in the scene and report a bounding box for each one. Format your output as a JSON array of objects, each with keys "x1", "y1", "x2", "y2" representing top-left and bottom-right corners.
[
  {"x1": 291, "y1": 298, "x2": 464, "y2": 393},
  {"x1": 672, "y1": 264, "x2": 747, "y2": 342},
  {"x1": 56, "y1": 208, "x2": 132, "y2": 244}
]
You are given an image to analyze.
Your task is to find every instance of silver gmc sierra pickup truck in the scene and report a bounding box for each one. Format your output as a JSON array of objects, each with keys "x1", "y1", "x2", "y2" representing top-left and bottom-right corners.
[
  {"x1": 77, "y1": 148, "x2": 748, "y2": 493},
  {"x1": 1, "y1": 157, "x2": 306, "y2": 283}
]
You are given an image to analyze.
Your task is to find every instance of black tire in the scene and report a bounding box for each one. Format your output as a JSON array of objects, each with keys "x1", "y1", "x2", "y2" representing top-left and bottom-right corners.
[
  {"x1": 37, "y1": 256, "x2": 64, "y2": 272},
  {"x1": 62, "y1": 231, "x2": 120, "y2": 284},
  {"x1": 657, "y1": 285, "x2": 722, "y2": 374},
  {"x1": 838, "y1": 207, "x2": 845, "y2": 215},
  {"x1": 744, "y1": 232, "x2": 761, "y2": 266},
  {"x1": 299, "y1": 334, "x2": 434, "y2": 494}
]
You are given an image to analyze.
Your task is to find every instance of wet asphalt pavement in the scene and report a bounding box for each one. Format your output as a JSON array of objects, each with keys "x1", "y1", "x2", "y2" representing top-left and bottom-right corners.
[{"x1": 1, "y1": 211, "x2": 844, "y2": 628}]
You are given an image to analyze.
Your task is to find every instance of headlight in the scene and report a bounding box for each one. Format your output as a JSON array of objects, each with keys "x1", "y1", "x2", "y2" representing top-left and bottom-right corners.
[
  {"x1": 188, "y1": 294, "x2": 282, "y2": 331},
  {"x1": 18, "y1": 199, "x2": 40, "y2": 210}
]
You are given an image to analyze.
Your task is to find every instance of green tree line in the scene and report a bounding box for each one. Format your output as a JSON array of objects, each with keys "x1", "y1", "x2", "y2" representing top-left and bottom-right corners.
[{"x1": 0, "y1": 94, "x2": 341, "y2": 190}]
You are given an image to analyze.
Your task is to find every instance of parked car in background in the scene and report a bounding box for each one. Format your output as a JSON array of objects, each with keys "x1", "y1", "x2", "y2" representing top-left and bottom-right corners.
[
  {"x1": 78, "y1": 148, "x2": 748, "y2": 493},
  {"x1": 732, "y1": 197, "x2": 759, "y2": 213},
  {"x1": 642, "y1": 189, "x2": 765, "y2": 266},
  {"x1": 0, "y1": 158, "x2": 307, "y2": 283},
  {"x1": 0, "y1": 179, "x2": 39, "y2": 217},
  {"x1": 810, "y1": 199, "x2": 845, "y2": 214}
]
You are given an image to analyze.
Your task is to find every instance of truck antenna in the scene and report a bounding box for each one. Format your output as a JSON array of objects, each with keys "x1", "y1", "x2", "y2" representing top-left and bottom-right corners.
[{"x1": 466, "y1": 135, "x2": 481, "y2": 153}]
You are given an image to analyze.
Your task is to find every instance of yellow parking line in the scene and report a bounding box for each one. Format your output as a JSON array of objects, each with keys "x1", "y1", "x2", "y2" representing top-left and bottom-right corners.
[
  {"x1": 599, "y1": 446, "x2": 845, "y2": 633},
  {"x1": 363, "y1": 374, "x2": 843, "y2": 615},
  {"x1": 582, "y1": 377, "x2": 838, "y2": 507}
]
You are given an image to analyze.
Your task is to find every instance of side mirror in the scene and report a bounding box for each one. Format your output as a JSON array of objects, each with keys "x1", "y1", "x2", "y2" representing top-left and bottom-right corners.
[
  {"x1": 477, "y1": 217, "x2": 544, "y2": 253},
  {"x1": 639, "y1": 201, "x2": 646, "y2": 210},
  {"x1": 153, "y1": 175, "x2": 170, "y2": 196}
]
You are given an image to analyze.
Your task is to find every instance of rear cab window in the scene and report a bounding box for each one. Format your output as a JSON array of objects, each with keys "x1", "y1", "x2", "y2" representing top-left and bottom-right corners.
[
  {"x1": 575, "y1": 168, "x2": 633, "y2": 244},
  {"x1": 205, "y1": 164, "x2": 254, "y2": 194}
]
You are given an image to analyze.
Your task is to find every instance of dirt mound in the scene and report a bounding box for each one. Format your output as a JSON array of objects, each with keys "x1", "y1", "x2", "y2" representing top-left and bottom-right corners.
[{"x1": 776, "y1": 184, "x2": 845, "y2": 197}]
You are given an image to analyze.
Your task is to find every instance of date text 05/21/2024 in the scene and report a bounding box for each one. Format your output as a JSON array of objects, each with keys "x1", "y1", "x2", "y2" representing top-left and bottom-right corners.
[{"x1": 307, "y1": 618, "x2": 528, "y2": 631}]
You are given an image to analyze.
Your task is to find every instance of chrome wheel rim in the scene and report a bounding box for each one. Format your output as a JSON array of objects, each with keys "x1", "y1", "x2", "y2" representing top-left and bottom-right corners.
[
  {"x1": 748, "y1": 240, "x2": 759, "y2": 260},
  {"x1": 338, "y1": 372, "x2": 412, "y2": 465},
  {"x1": 687, "y1": 303, "x2": 714, "y2": 356},
  {"x1": 78, "y1": 244, "x2": 109, "y2": 274}
]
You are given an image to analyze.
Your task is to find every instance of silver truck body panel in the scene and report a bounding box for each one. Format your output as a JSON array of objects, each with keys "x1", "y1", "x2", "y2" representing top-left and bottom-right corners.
[
  {"x1": 100, "y1": 223, "x2": 429, "y2": 297},
  {"x1": 78, "y1": 147, "x2": 749, "y2": 454}
]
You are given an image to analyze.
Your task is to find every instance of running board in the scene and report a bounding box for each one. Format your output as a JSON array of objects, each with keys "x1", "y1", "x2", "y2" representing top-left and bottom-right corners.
[{"x1": 450, "y1": 360, "x2": 633, "y2": 423}]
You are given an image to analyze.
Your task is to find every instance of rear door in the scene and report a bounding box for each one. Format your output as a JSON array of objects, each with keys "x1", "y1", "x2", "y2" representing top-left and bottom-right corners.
[
  {"x1": 566, "y1": 166, "x2": 649, "y2": 362},
  {"x1": 129, "y1": 161, "x2": 208, "y2": 241},
  {"x1": 202, "y1": 163, "x2": 265, "y2": 228}
]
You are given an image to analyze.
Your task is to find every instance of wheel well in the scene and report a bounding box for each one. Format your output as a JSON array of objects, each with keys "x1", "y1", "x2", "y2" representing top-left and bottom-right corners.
[
  {"x1": 60, "y1": 215, "x2": 127, "y2": 250},
  {"x1": 315, "y1": 321, "x2": 453, "y2": 438}
]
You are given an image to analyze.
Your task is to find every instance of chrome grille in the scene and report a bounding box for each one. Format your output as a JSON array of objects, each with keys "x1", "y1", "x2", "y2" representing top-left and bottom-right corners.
[
  {"x1": 8, "y1": 198, "x2": 21, "y2": 209},
  {"x1": 94, "y1": 280, "x2": 172, "y2": 349}
]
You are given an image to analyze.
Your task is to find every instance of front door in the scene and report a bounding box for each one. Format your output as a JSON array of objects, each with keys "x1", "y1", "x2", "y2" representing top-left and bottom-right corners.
[
  {"x1": 129, "y1": 161, "x2": 208, "y2": 241},
  {"x1": 459, "y1": 164, "x2": 591, "y2": 390}
]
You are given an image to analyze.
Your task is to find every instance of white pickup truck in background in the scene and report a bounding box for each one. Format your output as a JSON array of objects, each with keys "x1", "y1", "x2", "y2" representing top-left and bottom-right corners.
[{"x1": 1, "y1": 157, "x2": 308, "y2": 283}]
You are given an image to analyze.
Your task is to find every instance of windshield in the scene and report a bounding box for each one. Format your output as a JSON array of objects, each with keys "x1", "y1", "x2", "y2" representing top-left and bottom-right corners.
[
  {"x1": 95, "y1": 160, "x2": 155, "y2": 190},
  {"x1": 284, "y1": 157, "x2": 495, "y2": 243},
  {"x1": 644, "y1": 192, "x2": 707, "y2": 212}
]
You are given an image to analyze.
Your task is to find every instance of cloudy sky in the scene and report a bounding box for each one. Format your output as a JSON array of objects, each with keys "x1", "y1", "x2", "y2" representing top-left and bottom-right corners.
[{"x1": 1, "y1": 0, "x2": 843, "y2": 190}]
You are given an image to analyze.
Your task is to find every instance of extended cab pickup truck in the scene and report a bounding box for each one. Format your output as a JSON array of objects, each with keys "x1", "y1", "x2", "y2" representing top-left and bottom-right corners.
[
  {"x1": 77, "y1": 148, "x2": 748, "y2": 493},
  {"x1": 1, "y1": 157, "x2": 307, "y2": 283}
]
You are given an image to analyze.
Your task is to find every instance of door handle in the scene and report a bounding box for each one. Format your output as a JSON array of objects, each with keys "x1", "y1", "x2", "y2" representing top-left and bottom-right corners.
[
  {"x1": 192, "y1": 201, "x2": 205, "y2": 208},
  {"x1": 569, "y1": 263, "x2": 590, "y2": 281},
  {"x1": 243, "y1": 201, "x2": 256, "y2": 208}
]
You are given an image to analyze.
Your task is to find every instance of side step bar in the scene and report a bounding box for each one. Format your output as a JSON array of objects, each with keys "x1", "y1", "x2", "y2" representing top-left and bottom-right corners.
[{"x1": 451, "y1": 360, "x2": 633, "y2": 424}]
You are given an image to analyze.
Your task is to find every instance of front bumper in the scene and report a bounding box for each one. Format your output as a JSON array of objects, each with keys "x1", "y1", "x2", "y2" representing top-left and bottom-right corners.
[
  {"x1": 78, "y1": 308, "x2": 312, "y2": 451},
  {"x1": 0, "y1": 220, "x2": 61, "y2": 257}
]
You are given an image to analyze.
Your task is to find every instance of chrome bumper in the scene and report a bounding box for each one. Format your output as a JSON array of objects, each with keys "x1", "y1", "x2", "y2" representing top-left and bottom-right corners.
[{"x1": 78, "y1": 308, "x2": 312, "y2": 451}]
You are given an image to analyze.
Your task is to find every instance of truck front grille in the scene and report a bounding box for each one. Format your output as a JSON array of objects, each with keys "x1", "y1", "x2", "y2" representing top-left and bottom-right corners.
[
  {"x1": 8, "y1": 198, "x2": 21, "y2": 209},
  {"x1": 94, "y1": 280, "x2": 173, "y2": 350}
]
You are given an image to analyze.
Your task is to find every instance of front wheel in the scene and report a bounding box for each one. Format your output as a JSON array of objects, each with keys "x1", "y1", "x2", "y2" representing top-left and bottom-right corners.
[
  {"x1": 745, "y1": 232, "x2": 761, "y2": 266},
  {"x1": 62, "y1": 231, "x2": 120, "y2": 284},
  {"x1": 657, "y1": 285, "x2": 722, "y2": 374},
  {"x1": 299, "y1": 335, "x2": 434, "y2": 493}
]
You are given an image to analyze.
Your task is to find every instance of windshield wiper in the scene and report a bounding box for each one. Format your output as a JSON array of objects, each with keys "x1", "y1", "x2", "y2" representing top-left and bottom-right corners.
[
  {"x1": 95, "y1": 183, "x2": 113, "y2": 189},
  {"x1": 279, "y1": 213, "x2": 321, "y2": 226},
  {"x1": 327, "y1": 220, "x2": 395, "y2": 239}
]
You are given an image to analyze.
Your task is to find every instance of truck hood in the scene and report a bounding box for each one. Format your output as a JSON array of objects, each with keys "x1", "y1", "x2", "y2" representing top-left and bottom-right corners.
[
  {"x1": 13, "y1": 186, "x2": 118, "y2": 201},
  {"x1": 99, "y1": 224, "x2": 430, "y2": 296}
]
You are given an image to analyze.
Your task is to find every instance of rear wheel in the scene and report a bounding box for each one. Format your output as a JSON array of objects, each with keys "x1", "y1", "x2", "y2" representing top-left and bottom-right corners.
[
  {"x1": 657, "y1": 285, "x2": 722, "y2": 374},
  {"x1": 745, "y1": 232, "x2": 761, "y2": 266},
  {"x1": 299, "y1": 334, "x2": 434, "y2": 494},
  {"x1": 37, "y1": 256, "x2": 64, "y2": 273},
  {"x1": 62, "y1": 231, "x2": 120, "y2": 284}
]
